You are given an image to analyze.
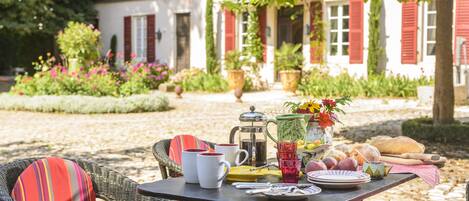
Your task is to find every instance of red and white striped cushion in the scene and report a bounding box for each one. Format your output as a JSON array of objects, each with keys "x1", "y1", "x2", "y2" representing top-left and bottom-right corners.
[{"x1": 11, "y1": 157, "x2": 96, "y2": 201}]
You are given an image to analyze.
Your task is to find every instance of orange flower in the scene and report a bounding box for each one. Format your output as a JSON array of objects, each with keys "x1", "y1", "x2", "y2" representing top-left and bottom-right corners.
[{"x1": 318, "y1": 112, "x2": 334, "y2": 128}]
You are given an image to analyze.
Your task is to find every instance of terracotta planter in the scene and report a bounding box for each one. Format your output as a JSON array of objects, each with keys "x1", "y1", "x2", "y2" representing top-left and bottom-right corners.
[
  {"x1": 279, "y1": 70, "x2": 301, "y2": 93},
  {"x1": 227, "y1": 70, "x2": 245, "y2": 90}
]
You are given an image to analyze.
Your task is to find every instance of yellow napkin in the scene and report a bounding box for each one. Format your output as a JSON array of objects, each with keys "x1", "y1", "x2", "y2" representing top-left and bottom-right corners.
[{"x1": 226, "y1": 166, "x2": 282, "y2": 182}]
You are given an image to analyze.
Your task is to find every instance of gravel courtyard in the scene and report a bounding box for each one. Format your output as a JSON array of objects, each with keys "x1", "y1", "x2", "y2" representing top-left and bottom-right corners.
[{"x1": 0, "y1": 91, "x2": 468, "y2": 200}]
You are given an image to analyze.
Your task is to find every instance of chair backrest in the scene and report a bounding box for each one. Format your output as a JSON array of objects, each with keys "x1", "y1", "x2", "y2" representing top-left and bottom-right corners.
[
  {"x1": 168, "y1": 135, "x2": 210, "y2": 165},
  {"x1": 11, "y1": 157, "x2": 96, "y2": 201}
]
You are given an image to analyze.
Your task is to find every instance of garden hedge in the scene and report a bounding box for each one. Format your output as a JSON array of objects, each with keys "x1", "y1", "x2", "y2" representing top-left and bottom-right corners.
[
  {"x1": 0, "y1": 93, "x2": 170, "y2": 114},
  {"x1": 402, "y1": 117, "x2": 469, "y2": 144}
]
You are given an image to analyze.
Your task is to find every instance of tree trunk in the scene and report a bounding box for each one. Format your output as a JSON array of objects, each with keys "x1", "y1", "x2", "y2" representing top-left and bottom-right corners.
[{"x1": 433, "y1": 0, "x2": 454, "y2": 125}]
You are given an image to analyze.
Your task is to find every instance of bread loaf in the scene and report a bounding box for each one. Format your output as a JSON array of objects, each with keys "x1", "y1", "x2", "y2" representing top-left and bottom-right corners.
[
  {"x1": 351, "y1": 144, "x2": 381, "y2": 165},
  {"x1": 369, "y1": 136, "x2": 425, "y2": 154}
]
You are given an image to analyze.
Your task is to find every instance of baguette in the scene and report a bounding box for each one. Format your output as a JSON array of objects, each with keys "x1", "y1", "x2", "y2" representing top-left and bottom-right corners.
[{"x1": 369, "y1": 136, "x2": 425, "y2": 154}]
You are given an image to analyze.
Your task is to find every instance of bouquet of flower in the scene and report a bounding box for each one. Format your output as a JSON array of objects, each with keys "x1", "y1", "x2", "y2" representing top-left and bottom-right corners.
[{"x1": 283, "y1": 96, "x2": 351, "y2": 129}]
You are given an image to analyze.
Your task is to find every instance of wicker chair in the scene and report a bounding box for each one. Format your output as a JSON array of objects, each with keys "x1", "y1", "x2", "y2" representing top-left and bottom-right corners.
[
  {"x1": 0, "y1": 158, "x2": 165, "y2": 201},
  {"x1": 152, "y1": 139, "x2": 216, "y2": 179}
]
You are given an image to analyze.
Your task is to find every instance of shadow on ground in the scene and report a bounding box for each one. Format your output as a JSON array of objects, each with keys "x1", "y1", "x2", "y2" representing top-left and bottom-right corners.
[{"x1": 0, "y1": 140, "x2": 160, "y2": 176}]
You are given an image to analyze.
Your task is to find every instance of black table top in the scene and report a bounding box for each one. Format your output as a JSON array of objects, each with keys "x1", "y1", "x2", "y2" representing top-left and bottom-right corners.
[{"x1": 137, "y1": 173, "x2": 417, "y2": 201}]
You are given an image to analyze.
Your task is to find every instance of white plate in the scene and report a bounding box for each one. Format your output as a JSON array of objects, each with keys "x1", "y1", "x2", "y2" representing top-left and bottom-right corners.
[
  {"x1": 263, "y1": 186, "x2": 322, "y2": 200},
  {"x1": 307, "y1": 177, "x2": 369, "y2": 189},
  {"x1": 307, "y1": 170, "x2": 370, "y2": 183}
]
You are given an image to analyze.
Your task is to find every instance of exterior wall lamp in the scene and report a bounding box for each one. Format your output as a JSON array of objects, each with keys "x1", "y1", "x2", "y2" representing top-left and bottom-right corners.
[
  {"x1": 156, "y1": 29, "x2": 162, "y2": 41},
  {"x1": 305, "y1": 24, "x2": 311, "y2": 35}
]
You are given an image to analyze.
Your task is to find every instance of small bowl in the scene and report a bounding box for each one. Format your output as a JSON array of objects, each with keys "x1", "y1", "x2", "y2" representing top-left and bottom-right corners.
[{"x1": 362, "y1": 161, "x2": 392, "y2": 180}]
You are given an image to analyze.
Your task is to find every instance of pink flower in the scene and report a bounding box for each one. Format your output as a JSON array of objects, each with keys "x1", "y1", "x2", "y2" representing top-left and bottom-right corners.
[
  {"x1": 162, "y1": 71, "x2": 168, "y2": 76},
  {"x1": 106, "y1": 50, "x2": 113, "y2": 58},
  {"x1": 130, "y1": 52, "x2": 137, "y2": 59},
  {"x1": 116, "y1": 52, "x2": 124, "y2": 59},
  {"x1": 50, "y1": 68, "x2": 57, "y2": 78},
  {"x1": 156, "y1": 67, "x2": 162, "y2": 72}
]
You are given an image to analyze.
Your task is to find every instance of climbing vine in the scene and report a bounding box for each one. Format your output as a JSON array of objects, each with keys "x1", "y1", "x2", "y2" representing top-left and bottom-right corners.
[
  {"x1": 310, "y1": 2, "x2": 326, "y2": 65},
  {"x1": 245, "y1": 7, "x2": 264, "y2": 63},
  {"x1": 367, "y1": 0, "x2": 383, "y2": 75}
]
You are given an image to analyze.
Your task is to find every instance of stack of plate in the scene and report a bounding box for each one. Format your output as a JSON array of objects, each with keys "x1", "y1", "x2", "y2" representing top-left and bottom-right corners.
[{"x1": 306, "y1": 170, "x2": 371, "y2": 189}]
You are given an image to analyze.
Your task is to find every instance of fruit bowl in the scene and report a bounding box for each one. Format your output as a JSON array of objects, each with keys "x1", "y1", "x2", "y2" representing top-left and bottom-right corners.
[{"x1": 297, "y1": 144, "x2": 332, "y2": 168}]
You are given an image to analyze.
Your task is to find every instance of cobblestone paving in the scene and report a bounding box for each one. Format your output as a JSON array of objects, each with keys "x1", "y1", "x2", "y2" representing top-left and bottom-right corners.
[{"x1": 0, "y1": 91, "x2": 467, "y2": 200}]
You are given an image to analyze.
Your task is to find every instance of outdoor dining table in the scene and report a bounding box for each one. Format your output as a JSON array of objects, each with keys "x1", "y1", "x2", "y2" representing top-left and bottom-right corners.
[{"x1": 137, "y1": 173, "x2": 417, "y2": 201}]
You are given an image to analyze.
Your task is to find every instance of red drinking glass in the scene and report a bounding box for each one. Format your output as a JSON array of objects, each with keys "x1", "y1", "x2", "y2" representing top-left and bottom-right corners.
[
  {"x1": 279, "y1": 159, "x2": 301, "y2": 183},
  {"x1": 277, "y1": 141, "x2": 297, "y2": 153}
]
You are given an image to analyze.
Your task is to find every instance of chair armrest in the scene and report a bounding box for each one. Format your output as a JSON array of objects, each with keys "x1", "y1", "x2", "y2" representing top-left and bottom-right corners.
[{"x1": 152, "y1": 139, "x2": 182, "y2": 174}]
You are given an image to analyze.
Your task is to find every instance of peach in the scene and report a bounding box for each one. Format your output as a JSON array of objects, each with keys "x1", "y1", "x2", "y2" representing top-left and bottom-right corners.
[
  {"x1": 305, "y1": 160, "x2": 327, "y2": 173},
  {"x1": 322, "y1": 157, "x2": 338, "y2": 170},
  {"x1": 336, "y1": 157, "x2": 358, "y2": 171}
]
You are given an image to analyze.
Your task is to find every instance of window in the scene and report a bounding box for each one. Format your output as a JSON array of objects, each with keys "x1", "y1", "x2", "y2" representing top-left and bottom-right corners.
[
  {"x1": 424, "y1": 2, "x2": 436, "y2": 56},
  {"x1": 328, "y1": 4, "x2": 349, "y2": 56},
  {"x1": 239, "y1": 12, "x2": 249, "y2": 50},
  {"x1": 133, "y1": 16, "x2": 147, "y2": 61}
]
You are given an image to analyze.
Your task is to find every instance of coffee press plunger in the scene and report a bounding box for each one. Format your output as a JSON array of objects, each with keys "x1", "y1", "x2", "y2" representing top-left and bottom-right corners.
[{"x1": 229, "y1": 106, "x2": 268, "y2": 167}]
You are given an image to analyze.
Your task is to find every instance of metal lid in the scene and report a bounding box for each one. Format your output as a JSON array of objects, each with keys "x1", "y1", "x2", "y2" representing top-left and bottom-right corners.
[{"x1": 239, "y1": 106, "x2": 267, "y2": 122}]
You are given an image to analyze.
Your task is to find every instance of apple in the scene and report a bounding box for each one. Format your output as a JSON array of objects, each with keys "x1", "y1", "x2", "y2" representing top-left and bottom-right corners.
[
  {"x1": 336, "y1": 157, "x2": 358, "y2": 171},
  {"x1": 305, "y1": 160, "x2": 327, "y2": 173},
  {"x1": 322, "y1": 157, "x2": 338, "y2": 170}
]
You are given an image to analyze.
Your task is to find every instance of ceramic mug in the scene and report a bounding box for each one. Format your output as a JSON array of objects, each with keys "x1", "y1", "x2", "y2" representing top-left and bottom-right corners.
[
  {"x1": 215, "y1": 144, "x2": 249, "y2": 166},
  {"x1": 182, "y1": 148, "x2": 208, "y2": 183},
  {"x1": 363, "y1": 161, "x2": 392, "y2": 179},
  {"x1": 196, "y1": 153, "x2": 231, "y2": 189}
]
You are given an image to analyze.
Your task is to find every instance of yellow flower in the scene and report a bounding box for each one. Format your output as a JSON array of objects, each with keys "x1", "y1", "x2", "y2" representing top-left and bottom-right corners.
[
  {"x1": 308, "y1": 102, "x2": 321, "y2": 113},
  {"x1": 299, "y1": 101, "x2": 320, "y2": 113}
]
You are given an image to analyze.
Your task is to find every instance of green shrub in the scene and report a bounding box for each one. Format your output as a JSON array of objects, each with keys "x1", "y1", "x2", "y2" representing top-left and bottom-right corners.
[
  {"x1": 170, "y1": 68, "x2": 228, "y2": 93},
  {"x1": 182, "y1": 73, "x2": 229, "y2": 93},
  {"x1": 402, "y1": 117, "x2": 469, "y2": 144},
  {"x1": 274, "y1": 43, "x2": 304, "y2": 71},
  {"x1": 57, "y1": 22, "x2": 101, "y2": 65},
  {"x1": 298, "y1": 71, "x2": 433, "y2": 98},
  {"x1": 224, "y1": 50, "x2": 246, "y2": 71},
  {"x1": 0, "y1": 93, "x2": 170, "y2": 114},
  {"x1": 119, "y1": 76, "x2": 149, "y2": 97}
]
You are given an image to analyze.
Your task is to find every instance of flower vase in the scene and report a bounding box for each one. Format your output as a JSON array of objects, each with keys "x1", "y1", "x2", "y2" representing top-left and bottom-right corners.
[
  {"x1": 305, "y1": 121, "x2": 333, "y2": 146},
  {"x1": 298, "y1": 122, "x2": 333, "y2": 167}
]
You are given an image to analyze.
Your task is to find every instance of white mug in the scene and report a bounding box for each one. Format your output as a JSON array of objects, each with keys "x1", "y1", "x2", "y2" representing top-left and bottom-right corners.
[
  {"x1": 196, "y1": 153, "x2": 231, "y2": 189},
  {"x1": 215, "y1": 144, "x2": 249, "y2": 166},
  {"x1": 182, "y1": 148, "x2": 208, "y2": 183}
]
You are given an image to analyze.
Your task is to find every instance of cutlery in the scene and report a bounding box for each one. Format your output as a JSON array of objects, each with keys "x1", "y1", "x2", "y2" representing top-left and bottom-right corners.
[{"x1": 233, "y1": 182, "x2": 316, "y2": 189}]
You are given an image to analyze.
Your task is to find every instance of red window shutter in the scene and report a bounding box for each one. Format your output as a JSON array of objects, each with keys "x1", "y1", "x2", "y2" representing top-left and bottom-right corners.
[
  {"x1": 310, "y1": 1, "x2": 323, "y2": 64},
  {"x1": 349, "y1": 0, "x2": 364, "y2": 64},
  {"x1": 224, "y1": 10, "x2": 236, "y2": 53},
  {"x1": 124, "y1": 16, "x2": 132, "y2": 62},
  {"x1": 455, "y1": 0, "x2": 469, "y2": 61},
  {"x1": 401, "y1": 0, "x2": 418, "y2": 64},
  {"x1": 147, "y1": 15, "x2": 156, "y2": 63},
  {"x1": 259, "y1": 7, "x2": 267, "y2": 62}
]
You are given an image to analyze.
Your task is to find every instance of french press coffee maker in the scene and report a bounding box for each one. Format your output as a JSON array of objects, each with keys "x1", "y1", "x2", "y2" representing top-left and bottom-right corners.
[{"x1": 229, "y1": 106, "x2": 268, "y2": 167}]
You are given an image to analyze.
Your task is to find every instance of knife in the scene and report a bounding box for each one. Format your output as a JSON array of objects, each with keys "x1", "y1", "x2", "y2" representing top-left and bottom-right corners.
[{"x1": 233, "y1": 182, "x2": 316, "y2": 189}]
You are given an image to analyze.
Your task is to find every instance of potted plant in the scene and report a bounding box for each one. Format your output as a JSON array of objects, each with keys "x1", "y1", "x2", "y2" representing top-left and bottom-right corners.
[
  {"x1": 57, "y1": 22, "x2": 101, "y2": 72},
  {"x1": 224, "y1": 50, "x2": 246, "y2": 90},
  {"x1": 274, "y1": 43, "x2": 304, "y2": 93}
]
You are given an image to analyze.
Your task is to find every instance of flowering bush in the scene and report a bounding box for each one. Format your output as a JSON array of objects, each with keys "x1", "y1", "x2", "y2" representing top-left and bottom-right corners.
[
  {"x1": 284, "y1": 97, "x2": 351, "y2": 128},
  {"x1": 10, "y1": 55, "x2": 171, "y2": 97}
]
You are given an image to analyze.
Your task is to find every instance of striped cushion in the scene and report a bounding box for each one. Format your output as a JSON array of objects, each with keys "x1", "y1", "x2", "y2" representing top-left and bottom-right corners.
[
  {"x1": 11, "y1": 158, "x2": 96, "y2": 201},
  {"x1": 168, "y1": 135, "x2": 211, "y2": 165}
]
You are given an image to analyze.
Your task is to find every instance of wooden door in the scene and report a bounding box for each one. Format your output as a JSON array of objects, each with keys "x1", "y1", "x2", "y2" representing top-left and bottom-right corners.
[
  {"x1": 176, "y1": 13, "x2": 191, "y2": 72},
  {"x1": 276, "y1": 6, "x2": 304, "y2": 80},
  {"x1": 277, "y1": 6, "x2": 304, "y2": 48}
]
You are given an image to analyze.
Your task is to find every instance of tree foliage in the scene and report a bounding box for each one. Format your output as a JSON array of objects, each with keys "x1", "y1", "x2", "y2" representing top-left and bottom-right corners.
[
  {"x1": 205, "y1": 0, "x2": 219, "y2": 74},
  {"x1": 57, "y1": 22, "x2": 101, "y2": 65},
  {"x1": 0, "y1": 0, "x2": 96, "y2": 35}
]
